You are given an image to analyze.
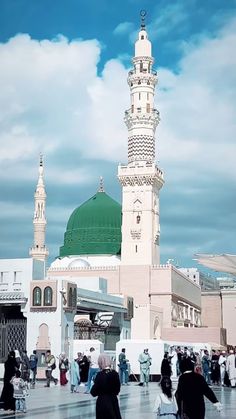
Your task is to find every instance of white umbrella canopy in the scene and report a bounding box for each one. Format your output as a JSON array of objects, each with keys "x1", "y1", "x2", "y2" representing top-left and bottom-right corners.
[
  {"x1": 207, "y1": 342, "x2": 227, "y2": 351},
  {"x1": 194, "y1": 254, "x2": 236, "y2": 275}
]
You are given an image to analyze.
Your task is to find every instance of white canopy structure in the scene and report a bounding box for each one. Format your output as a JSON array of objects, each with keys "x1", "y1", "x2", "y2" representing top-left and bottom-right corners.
[{"x1": 195, "y1": 254, "x2": 236, "y2": 275}]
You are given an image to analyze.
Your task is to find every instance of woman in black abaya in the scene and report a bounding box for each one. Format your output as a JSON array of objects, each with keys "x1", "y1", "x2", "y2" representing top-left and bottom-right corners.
[
  {"x1": 0, "y1": 350, "x2": 18, "y2": 412},
  {"x1": 91, "y1": 353, "x2": 122, "y2": 419},
  {"x1": 176, "y1": 358, "x2": 222, "y2": 419}
]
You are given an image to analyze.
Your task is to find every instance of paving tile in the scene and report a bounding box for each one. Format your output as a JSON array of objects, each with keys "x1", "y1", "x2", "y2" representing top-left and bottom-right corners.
[{"x1": 0, "y1": 382, "x2": 235, "y2": 418}]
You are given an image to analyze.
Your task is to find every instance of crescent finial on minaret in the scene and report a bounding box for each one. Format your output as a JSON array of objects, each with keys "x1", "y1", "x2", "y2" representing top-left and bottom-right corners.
[
  {"x1": 140, "y1": 10, "x2": 147, "y2": 29},
  {"x1": 39, "y1": 152, "x2": 43, "y2": 167}
]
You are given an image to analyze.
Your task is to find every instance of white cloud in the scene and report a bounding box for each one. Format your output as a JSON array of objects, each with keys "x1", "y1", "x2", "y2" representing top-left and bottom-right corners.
[
  {"x1": 0, "y1": 34, "x2": 128, "y2": 178},
  {"x1": 157, "y1": 17, "x2": 236, "y2": 180},
  {"x1": 0, "y1": 21, "x2": 235, "y2": 179},
  {"x1": 113, "y1": 22, "x2": 134, "y2": 36}
]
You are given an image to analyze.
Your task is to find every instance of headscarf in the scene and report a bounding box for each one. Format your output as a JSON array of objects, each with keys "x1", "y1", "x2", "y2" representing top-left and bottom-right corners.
[
  {"x1": 98, "y1": 353, "x2": 111, "y2": 370},
  {"x1": 60, "y1": 352, "x2": 66, "y2": 359},
  {"x1": 9, "y1": 351, "x2": 16, "y2": 359},
  {"x1": 14, "y1": 350, "x2": 20, "y2": 359}
]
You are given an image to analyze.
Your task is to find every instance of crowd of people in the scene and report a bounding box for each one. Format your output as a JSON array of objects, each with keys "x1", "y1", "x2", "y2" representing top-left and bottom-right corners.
[
  {"x1": 163, "y1": 346, "x2": 236, "y2": 388},
  {"x1": 155, "y1": 346, "x2": 236, "y2": 418},
  {"x1": 1, "y1": 345, "x2": 235, "y2": 418},
  {"x1": 0, "y1": 348, "x2": 87, "y2": 413},
  {"x1": 0, "y1": 347, "x2": 120, "y2": 417}
]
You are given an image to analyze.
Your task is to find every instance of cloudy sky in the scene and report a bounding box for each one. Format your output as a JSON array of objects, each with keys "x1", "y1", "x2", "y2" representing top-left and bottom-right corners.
[{"x1": 0, "y1": 0, "x2": 235, "y2": 272}]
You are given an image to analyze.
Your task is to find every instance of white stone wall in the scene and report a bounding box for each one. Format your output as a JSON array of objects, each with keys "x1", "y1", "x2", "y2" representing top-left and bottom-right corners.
[
  {"x1": 221, "y1": 289, "x2": 236, "y2": 345},
  {"x1": 0, "y1": 258, "x2": 36, "y2": 296}
]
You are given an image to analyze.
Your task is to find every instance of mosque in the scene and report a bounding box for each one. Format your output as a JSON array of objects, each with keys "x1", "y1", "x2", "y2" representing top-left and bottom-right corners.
[
  {"x1": 0, "y1": 15, "x2": 230, "y2": 372},
  {"x1": 47, "y1": 17, "x2": 205, "y2": 339}
]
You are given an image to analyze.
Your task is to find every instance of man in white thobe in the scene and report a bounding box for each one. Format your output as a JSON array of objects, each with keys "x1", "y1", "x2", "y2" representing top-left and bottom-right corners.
[
  {"x1": 219, "y1": 351, "x2": 227, "y2": 386},
  {"x1": 226, "y1": 350, "x2": 236, "y2": 388},
  {"x1": 138, "y1": 348, "x2": 152, "y2": 386}
]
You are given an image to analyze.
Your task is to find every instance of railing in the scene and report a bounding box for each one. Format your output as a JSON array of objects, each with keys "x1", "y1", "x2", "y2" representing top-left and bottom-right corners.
[
  {"x1": 125, "y1": 107, "x2": 160, "y2": 115},
  {"x1": 128, "y1": 69, "x2": 157, "y2": 76}
]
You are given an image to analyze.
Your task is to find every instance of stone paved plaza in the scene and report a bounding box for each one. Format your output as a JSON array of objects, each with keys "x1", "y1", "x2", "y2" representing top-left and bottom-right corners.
[{"x1": 1, "y1": 381, "x2": 236, "y2": 418}]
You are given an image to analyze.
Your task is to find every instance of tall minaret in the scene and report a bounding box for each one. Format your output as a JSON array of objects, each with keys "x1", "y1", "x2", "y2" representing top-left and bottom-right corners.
[
  {"x1": 29, "y1": 154, "x2": 49, "y2": 264},
  {"x1": 118, "y1": 12, "x2": 164, "y2": 266}
]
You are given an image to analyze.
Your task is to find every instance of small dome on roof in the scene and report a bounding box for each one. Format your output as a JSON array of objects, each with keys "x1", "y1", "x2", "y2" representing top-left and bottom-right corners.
[{"x1": 68, "y1": 258, "x2": 90, "y2": 268}]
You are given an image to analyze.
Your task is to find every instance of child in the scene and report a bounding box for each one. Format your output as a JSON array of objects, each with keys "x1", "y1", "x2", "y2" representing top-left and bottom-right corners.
[
  {"x1": 10, "y1": 369, "x2": 27, "y2": 413},
  {"x1": 153, "y1": 376, "x2": 178, "y2": 418}
]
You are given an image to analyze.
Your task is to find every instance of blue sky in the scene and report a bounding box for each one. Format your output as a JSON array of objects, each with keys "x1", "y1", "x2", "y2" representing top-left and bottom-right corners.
[{"x1": 0, "y1": 0, "x2": 236, "y2": 274}]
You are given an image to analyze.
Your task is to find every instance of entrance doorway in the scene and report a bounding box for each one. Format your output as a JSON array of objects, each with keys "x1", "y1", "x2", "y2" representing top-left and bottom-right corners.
[{"x1": 0, "y1": 306, "x2": 27, "y2": 362}]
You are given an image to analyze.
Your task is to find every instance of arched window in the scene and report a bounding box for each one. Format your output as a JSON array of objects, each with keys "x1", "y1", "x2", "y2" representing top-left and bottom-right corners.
[
  {"x1": 43, "y1": 286, "x2": 53, "y2": 306},
  {"x1": 33, "y1": 287, "x2": 42, "y2": 306},
  {"x1": 68, "y1": 287, "x2": 73, "y2": 307}
]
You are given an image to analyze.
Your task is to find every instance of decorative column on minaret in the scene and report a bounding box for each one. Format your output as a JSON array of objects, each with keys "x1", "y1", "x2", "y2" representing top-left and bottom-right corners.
[
  {"x1": 29, "y1": 154, "x2": 49, "y2": 264},
  {"x1": 118, "y1": 12, "x2": 164, "y2": 266}
]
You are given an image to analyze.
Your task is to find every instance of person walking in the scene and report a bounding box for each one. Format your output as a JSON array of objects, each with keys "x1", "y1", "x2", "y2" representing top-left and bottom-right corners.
[
  {"x1": 153, "y1": 376, "x2": 178, "y2": 418},
  {"x1": 91, "y1": 353, "x2": 122, "y2": 419},
  {"x1": 218, "y1": 350, "x2": 227, "y2": 386},
  {"x1": 169, "y1": 348, "x2": 178, "y2": 378},
  {"x1": 118, "y1": 348, "x2": 129, "y2": 385},
  {"x1": 201, "y1": 350, "x2": 211, "y2": 385},
  {"x1": 85, "y1": 347, "x2": 99, "y2": 393},
  {"x1": 176, "y1": 358, "x2": 222, "y2": 419},
  {"x1": 59, "y1": 352, "x2": 69, "y2": 386},
  {"x1": 176, "y1": 347, "x2": 183, "y2": 376},
  {"x1": 183, "y1": 347, "x2": 190, "y2": 360},
  {"x1": 76, "y1": 352, "x2": 83, "y2": 364},
  {"x1": 44, "y1": 350, "x2": 58, "y2": 387},
  {"x1": 10, "y1": 369, "x2": 27, "y2": 414},
  {"x1": 226, "y1": 349, "x2": 236, "y2": 388},
  {"x1": 211, "y1": 350, "x2": 220, "y2": 385},
  {"x1": 194, "y1": 352, "x2": 202, "y2": 374},
  {"x1": 79, "y1": 355, "x2": 90, "y2": 384},
  {"x1": 0, "y1": 350, "x2": 18, "y2": 413},
  {"x1": 138, "y1": 348, "x2": 152, "y2": 386},
  {"x1": 161, "y1": 353, "x2": 172, "y2": 378},
  {"x1": 189, "y1": 351, "x2": 196, "y2": 367},
  {"x1": 21, "y1": 350, "x2": 30, "y2": 382},
  {"x1": 29, "y1": 350, "x2": 38, "y2": 388},
  {"x1": 70, "y1": 359, "x2": 80, "y2": 393}
]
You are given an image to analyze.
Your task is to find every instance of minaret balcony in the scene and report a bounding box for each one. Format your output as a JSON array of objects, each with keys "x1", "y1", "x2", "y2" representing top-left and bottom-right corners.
[
  {"x1": 132, "y1": 56, "x2": 154, "y2": 66},
  {"x1": 118, "y1": 163, "x2": 164, "y2": 189},
  {"x1": 127, "y1": 72, "x2": 157, "y2": 87},
  {"x1": 128, "y1": 69, "x2": 157, "y2": 76},
  {"x1": 124, "y1": 108, "x2": 160, "y2": 130},
  {"x1": 29, "y1": 245, "x2": 49, "y2": 257}
]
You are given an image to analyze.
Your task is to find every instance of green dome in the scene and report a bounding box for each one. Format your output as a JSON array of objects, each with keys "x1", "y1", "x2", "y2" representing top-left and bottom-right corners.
[{"x1": 59, "y1": 191, "x2": 122, "y2": 257}]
